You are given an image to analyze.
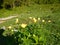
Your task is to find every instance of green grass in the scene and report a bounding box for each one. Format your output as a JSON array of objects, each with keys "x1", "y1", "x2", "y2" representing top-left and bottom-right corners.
[
  {"x1": 0, "y1": 4, "x2": 60, "y2": 27},
  {"x1": 0, "y1": 4, "x2": 60, "y2": 45}
]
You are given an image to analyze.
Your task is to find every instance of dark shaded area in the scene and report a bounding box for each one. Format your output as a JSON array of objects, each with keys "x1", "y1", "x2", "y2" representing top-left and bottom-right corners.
[
  {"x1": 5, "y1": 3, "x2": 11, "y2": 9},
  {"x1": 14, "y1": 1, "x2": 20, "y2": 7},
  {"x1": 0, "y1": 29, "x2": 18, "y2": 45},
  {"x1": 0, "y1": 5, "x2": 3, "y2": 9},
  {"x1": 0, "y1": 0, "x2": 60, "y2": 9},
  {"x1": 0, "y1": 29, "x2": 7, "y2": 45},
  {"x1": 0, "y1": 0, "x2": 3, "y2": 5},
  {"x1": 0, "y1": 0, "x2": 3, "y2": 9}
]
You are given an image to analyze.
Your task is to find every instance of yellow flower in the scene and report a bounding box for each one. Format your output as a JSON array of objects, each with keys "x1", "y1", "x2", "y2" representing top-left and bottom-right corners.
[
  {"x1": 38, "y1": 18, "x2": 40, "y2": 20},
  {"x1": 42, "y1": 20, "x2": 45, "y2": 22},
  {"x1": 16, "y1": 18, "x2": 19, "y2": 24},
  {"x1": 21, "y1": 23, "x2": 27, "y2": 28},
  {"x1": 33, "y1": 18, "x2": 37, "y2": 23},
  {"x1": 48, "y1": 20, "x2": 51, "y2": 22},
  {"x1": 29, "y1": 17, "x2": 32, "y2": 19},
  {"x1": 8, "y1": 26, "x2": 12, "y2": 29}
]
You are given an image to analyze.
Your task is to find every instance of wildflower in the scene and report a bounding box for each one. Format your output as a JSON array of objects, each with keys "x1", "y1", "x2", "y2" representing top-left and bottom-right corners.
[
  {"x1": 42, "y1": 20, "x2": 45, "y2": 22},
  {"x1": 33, "y1": 34, "x2": 36, "y2": 37},
  {"x1": 33, "y1": 18, "x2": 37, "y2": 23},
  {"x1": 29, "y1": 17, "x2": 32, "y2": 19},
  {"x1": 38, "y1": 18, "x2": 40, "y2": 20},
  {"x1": 16, "y1": 18, "x2": 19, "y2": 24},
  {"x1": 8, "y1": 26, "x2": 12, "y2": 29},
  {"x1": 21, "y1": 23, "x2": 27, "y2": 28},
  {"x1": 48, "y1": 20, "x2": 51, "y2": 22}
]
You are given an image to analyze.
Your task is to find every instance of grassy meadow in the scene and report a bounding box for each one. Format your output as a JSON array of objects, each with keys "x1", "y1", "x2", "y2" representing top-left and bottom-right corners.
[
  {"x1": 0, "y1": 4, "x2": 60, "y2": 45},
  {"x1": 0, "y1": 4, "x2": 60, "y2": 26}
]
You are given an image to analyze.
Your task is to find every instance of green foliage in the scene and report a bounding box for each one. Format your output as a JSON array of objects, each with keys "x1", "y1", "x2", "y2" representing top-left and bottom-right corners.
[
  {"x1": 2, "y1": 17, "x2": 60, "y2": 45},
  {"x1": 0, "y1": 0, "x2": 60, "y2": 9},
  {"x1": 0, "y1": 4, "x2": 60, "y2": 45}
]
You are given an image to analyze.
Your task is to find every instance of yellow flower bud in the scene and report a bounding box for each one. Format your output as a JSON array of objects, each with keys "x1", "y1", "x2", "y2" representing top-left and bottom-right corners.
[
  {"x1": 38, "y1": 18, "x2": 40, "y2": 20},
  {"x1": 8, "y1": 26, "x2": 12, "y2": 29},
  {"x1": 48, "y1": 20, "x2": 51, "y2": 22},
  {"x1": 42, "y1": 20, "x2": 45, "y2": 22},
  {"x1": 16, "y1": 18, "x2": 19, "y2": 24},
  {"x1": 33, "y1": 18, "x2": 37, "y2": 23},
  {"x1": 21, "y1": 23, "x2": 27, "y2": 28}
]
